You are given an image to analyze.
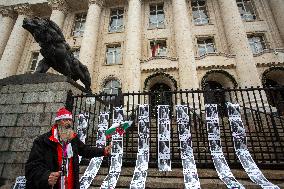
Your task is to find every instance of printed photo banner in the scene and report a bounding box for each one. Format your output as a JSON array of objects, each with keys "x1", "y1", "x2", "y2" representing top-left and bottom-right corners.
[
  {"x1": 13, "y1": 176, "x2": 26, "y2": 189},
  {"x1": 79, "y1": 112, "x2": 109, "y2": 189},
  {"x1": 176, "y1": 105, "x2": 201, "y2": 189},
  {"x1": 77, "y1": 112, "x2": 90, "y2": 164},
  {"x1": 157, "y1": 105, "x2": 171, "y2": 171},
  {"x1": 100, "y1": 107, "x2": 124, "y2": 189},
  {"x1": 226, "y1": 103, "x2": 280, "y2": 189},
  {"x1": 130, "y1": 104, "x2": 150, "y2": 189},
  {"x1": 205, "y1": 104, "x2": 245, "y2": 189}
]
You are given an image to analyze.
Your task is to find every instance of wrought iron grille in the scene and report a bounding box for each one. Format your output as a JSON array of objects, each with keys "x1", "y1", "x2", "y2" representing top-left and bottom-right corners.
[{"x1": 67, "y1": 87, "x2": 284, "y2": 169}]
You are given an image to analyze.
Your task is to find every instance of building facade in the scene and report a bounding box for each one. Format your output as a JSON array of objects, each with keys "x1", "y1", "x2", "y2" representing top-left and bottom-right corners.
[{"x1": 0, "y1": 0, "x2": 284, "y2": 95}]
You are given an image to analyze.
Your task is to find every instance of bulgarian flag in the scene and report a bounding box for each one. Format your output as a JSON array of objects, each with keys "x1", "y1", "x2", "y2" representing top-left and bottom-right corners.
[{"x1": 105, "y1": 121, "x2": 133, "y2": 139}]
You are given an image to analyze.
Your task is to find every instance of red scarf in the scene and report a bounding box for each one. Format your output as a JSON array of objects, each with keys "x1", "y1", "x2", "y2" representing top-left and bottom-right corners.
[{"x1": 49, "y1": 124, "x2": 76, "y2": 189}]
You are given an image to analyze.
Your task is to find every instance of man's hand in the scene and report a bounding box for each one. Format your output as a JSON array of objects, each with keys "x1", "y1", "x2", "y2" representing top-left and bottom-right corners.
[
  {"x1": 48, "y1": 171, "x2": 61, "y2": 186},
  {"x1": 104, "y1": 144, "x2": 112, "y2": 156}
]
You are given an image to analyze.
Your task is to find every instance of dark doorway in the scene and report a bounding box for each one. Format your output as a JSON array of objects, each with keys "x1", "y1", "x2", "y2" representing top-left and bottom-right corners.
[
  {"x1": 264, "y1": 79, "x2": 284, "y2": 114},
  {"x1": 204, "y1": 81, "x2": 227, "y2": 117},
  {"x1": 149, "y1": 83, "x2": 172, "y2": 116}
]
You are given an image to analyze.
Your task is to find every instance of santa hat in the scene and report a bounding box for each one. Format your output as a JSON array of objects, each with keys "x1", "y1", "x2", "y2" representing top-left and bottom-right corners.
[{"x1": 55, "y1": 107, "x2": 73, "y2": 121}]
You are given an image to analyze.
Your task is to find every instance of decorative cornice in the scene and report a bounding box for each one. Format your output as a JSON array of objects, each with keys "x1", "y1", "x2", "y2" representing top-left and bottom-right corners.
[
  {"x1": 48, "y1": 0, "x2": 68, "y2": 13},
  {"x1": 195, "y1": 52, "x2": 236, "y2": 60},
  {"x1": 88, "y1": 0, "x2": 105, "y2": 7},
  {"x1": 197, "y1": 64, "x2": 236, "y2": 70},
  {"x1": 141, "y1": 67, "x2": 178, "y2": 73},
  {"x1": 14, "y1": 4, "x2": 33, "y2": 16},
  {"x1": 253, "y1": 48, "x2": 284, "y2": 57},
  {"x1": 256, "y1": 62, "x2": 284, "y2": 67},
  {"x1": 140, "y1": 56, "x2": 178, "y2": 63}
]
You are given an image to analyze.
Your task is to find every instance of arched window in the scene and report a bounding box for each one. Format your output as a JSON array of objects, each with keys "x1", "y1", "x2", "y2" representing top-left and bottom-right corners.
[{"x1": 103, "y1": 80, "x2": 121, "y2": 95}]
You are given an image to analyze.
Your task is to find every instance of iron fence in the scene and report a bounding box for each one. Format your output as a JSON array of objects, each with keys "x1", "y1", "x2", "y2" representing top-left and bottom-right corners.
[{"x1": 67, "y1": 87, "x2": 284, "y2": 169}]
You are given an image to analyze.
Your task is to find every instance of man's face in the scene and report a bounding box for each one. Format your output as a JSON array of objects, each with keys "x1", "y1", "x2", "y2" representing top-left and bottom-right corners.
[{"x1": 57, "y1": 119, "x2": 73, "y2": 142}]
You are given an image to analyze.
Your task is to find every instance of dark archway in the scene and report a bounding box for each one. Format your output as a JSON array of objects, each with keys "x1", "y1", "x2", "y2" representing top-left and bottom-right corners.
[
  {"x1": 204, "y1": 81, "x2": 227, "y2": 117},
  {"x1": 149, "y1": 83, "x2": 172, "y2": 116},
  {"x1": 262, "y1": 67, "x2": 284, "y2": 114}
]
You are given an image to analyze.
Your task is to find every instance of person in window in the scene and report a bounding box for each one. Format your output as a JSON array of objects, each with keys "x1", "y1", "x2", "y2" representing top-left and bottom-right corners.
[{"x1": 25, "y1": 107, "x2": 112, "y2": 189}]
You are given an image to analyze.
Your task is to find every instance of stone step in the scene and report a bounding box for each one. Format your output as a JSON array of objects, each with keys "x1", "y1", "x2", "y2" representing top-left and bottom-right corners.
[{"x1": 79, "y1": 166, "x2": 284, "y2": 189}]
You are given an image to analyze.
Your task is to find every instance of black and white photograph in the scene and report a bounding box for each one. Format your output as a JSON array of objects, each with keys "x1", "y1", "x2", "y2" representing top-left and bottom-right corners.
[
  {"x1": 227, "y1": 104, "x2": 241, "y2": 118},
  {"x1": 99, "y1": 114, "x2": 109, "y2": 124},
  {"x1": 230, "y1": 120, "x2": 246, "y2": 137},
  {"x1": 137, "y1": 154, "x2": 148, "y2": 164},
  {"x1": 178, "y1": 122, "x2": 189, "y2": 136},
  {"x1": 138, "y1": 120, "x2": 149, "y2": 135},
  {"x1": 158, "y1": 105, "x2": 169, "y2": 119},
  {"x1": 158, "y1": 159, "x2": 171, "y2": 171},
  {"x1": 221, "y1": 176, "x2": 242, "y2": 188},
  {"x1": 139, "y1": 105, "x2": 149, "y2": 117},
  {"x1": 176, "y1": 105, "x2": 189, "y2": 120},
  {"x1": 110, "y1": 156, "x2": 122, "y2": 172},
  {"x1": 181, "y1": 141, "x2": 193, "y2": 159},
  {"x1": 207, "y1": 120, "x2": 220, "y2": 134},
  {"x1": 113, "y1": 108, "x2": 124, "y2": 121},
  {"x1": 138, "y1": 137, "x2": 149, "y2": 150},
  {"x1": 182, "y1": 159, "x2": 196, "y2": 169},
  {"x1": 112, "y1": 133, "x2": 123, "y2": 141},
  {"x1": 159, "y1": 122, "x2": 170, "y2": 140},
  {"x1": 112, "y1": 140, "x2": 123, "y2": 154},
  {"x1": 205, "y1": 104, "x2": 218, "y2": 120},
  {"x1": 209, "y1": 140, "x2": 222, "y2": 152},
  {"x1": 97, "y1": 130, "x2": 106, "y2": 141},
  {"x1": 159, "y1": 141, "x2": 170, "y2": 155},
  {"x1": 234, "y1": 137, "x2": 247, "y2": 150}
]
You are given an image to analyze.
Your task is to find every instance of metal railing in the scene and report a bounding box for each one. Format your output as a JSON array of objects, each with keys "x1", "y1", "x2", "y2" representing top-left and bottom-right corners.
[{"x1": 67, "y1": 87, "x2": 284, "y2": 169}]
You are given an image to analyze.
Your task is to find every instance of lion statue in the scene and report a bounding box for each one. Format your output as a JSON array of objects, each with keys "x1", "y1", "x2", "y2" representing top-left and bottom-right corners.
[{"x1": 22, "y1": 17, "x2": 92, "y2": 93}]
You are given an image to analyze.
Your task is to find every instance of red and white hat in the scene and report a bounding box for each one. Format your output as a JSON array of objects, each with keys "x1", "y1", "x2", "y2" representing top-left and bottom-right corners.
[{"x1": 55, "y1": 107, "x2": 73, "y2": 121}]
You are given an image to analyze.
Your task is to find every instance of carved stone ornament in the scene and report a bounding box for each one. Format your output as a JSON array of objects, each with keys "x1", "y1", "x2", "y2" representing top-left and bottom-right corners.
[
  {"x1": 14, "y1": 4, "x2": 33, "y2": 17},
  {"x1": 48, "y1": 0, "x2": 68, "y2": 13},
  {"x1": 88, "y1": 0, "x2": 105, "y2": 7},
  {"x1": 0, "y1": 7, "x2": 16, "y2": 18}
]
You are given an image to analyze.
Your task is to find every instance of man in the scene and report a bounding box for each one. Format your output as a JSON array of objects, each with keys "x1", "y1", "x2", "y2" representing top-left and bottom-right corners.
[{"x1": 25, "y1": 107, "x2": 112, "y2": 189}]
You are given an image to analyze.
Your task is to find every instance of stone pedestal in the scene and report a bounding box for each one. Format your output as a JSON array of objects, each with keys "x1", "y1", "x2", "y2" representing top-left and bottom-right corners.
[{"x1": 0, "y1": 73, "x2": 82, "y2": 181}]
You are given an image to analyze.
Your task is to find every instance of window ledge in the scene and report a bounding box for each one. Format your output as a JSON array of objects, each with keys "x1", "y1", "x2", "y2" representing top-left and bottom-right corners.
[
  {"x1": 195, "y1": 52, "x2": 236, "y2": 60},
  {"x1": 104, "y1": 63, "x2": 123, "y2": 66}
]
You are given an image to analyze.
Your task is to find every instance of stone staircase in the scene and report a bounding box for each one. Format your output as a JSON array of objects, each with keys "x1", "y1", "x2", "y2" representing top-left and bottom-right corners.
[{"x1": 79, "y1": 166, "x2": 284, "y2": 189}]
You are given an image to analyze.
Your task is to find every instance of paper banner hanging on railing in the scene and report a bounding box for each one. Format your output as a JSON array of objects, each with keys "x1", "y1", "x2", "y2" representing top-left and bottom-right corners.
[
  {"x1": 205, "y1": 104, "x2": 245, "y2": 189},
  {"x1": 130, "y1": 104, "x2": 150, "y2": 189},
  {"x1": 79, "y1": 112, "x2": 109, "y2": 189},
  {"x1": 100, "y1": 107, "x2": 124, "y2": 189},
  {"x1": 157, "y1": 105, "x2": 171, "y2": 171},
  {"x1": 176, "y1": 105, "x2": 201, "y2": 189},
  {"x1": 227, "y1": 103, "x2": 280, "y2": 189},
  {"x1": 13, "y1": 176, "x2": 26, "y2": 189},
  {"x1": 77, "y1": 112, "x2": 90, "y2": 164}
]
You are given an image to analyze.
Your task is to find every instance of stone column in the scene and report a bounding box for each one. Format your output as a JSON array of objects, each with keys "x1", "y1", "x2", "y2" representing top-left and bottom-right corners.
[
  {"x1": 172, "y1": 0, "x2": 198, "y2": 90},
  {"x1": 0, "y1": 4, "x2": 32, "y2": 79},
  {"x1": 123, "y1": 0, "x2": 142, "y2": 92},
  {"x1": 218, "y1": 0, "x2": 262, "y2": 87},
  {"x1": 0, "y1": 7, "x2": 15, "y2": 59},
  {"x1": 79, "y1": 0, "x2": 104, "y2": 80},
  {"x1": 48, "y1": 0, "x2": 68, "y2": 28},
  {"x1": 268, "y1": 0, "x2": 284, "y2": 43}
]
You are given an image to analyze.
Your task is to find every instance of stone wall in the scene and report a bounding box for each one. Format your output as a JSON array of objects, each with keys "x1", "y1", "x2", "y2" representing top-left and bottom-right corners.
[{"x1": 0, "y1": 73, "x2": 83, "y2": 181}]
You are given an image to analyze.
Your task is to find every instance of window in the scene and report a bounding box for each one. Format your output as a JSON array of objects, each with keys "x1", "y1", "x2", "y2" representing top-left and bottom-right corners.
[
  {"x1": 236, "y1": 0, "x2": 256, "y2": 21},
  {"x1": 109, "y1": 8, "x2": 124, "y2": 32},
  {"x1": 197, "y1": 37, "x2": 216, "y2": 56},
  {"x1": 150, "y1": 40, "x2": 167, "y2": 57},
  {"x1": 71, "y1": 13, "x2": 86, "y2": 37},
  {"x1": 247, "y1": 34, "x2": 266, "y2": 54},
  {"x1": 149, "y1": 4, "x2": 165, "y2": 29},
  {"x1": 191, "y1": 0, "x2": 209, "y2": 25},
  {"x1": 28, "y1": 52, "x2": 40, "y2": 72},
  {"x1": 106, "y1": 44, "x2": 121, "y2": 65},
  {"x1": 103, "y1": 80, "x2": 121, "y2": 95}
]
